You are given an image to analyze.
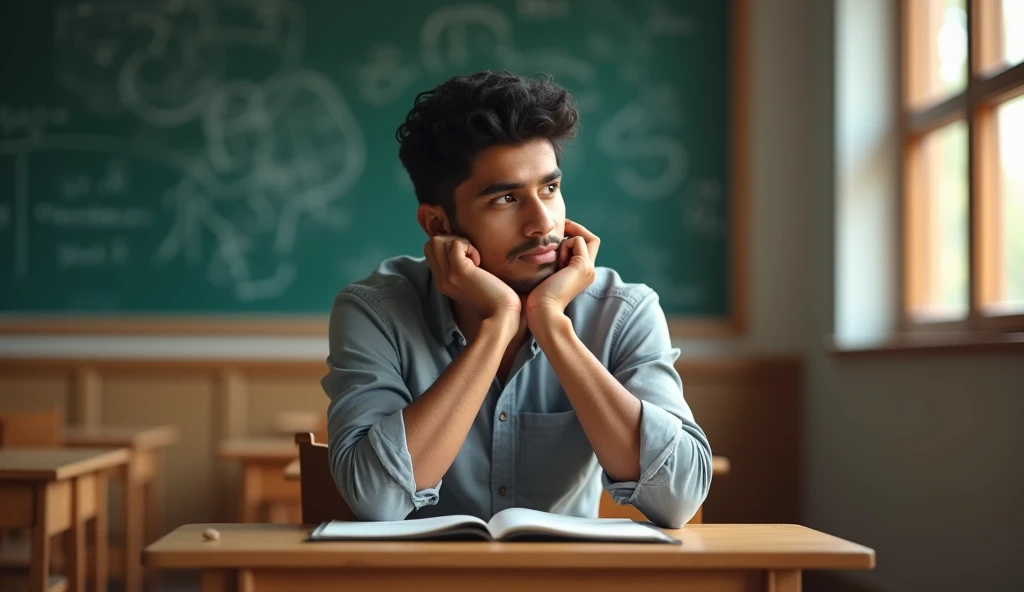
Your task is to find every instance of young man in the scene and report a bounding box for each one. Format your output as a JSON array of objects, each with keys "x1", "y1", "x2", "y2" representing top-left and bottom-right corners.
[{"x1": 321, "y1": 71, "x2": 711, "y2": 529}]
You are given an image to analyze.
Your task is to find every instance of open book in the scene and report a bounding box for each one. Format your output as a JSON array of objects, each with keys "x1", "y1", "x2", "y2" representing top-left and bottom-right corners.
[{"x1": 307, "y1": 507, "x2": 678, "y2": 544}]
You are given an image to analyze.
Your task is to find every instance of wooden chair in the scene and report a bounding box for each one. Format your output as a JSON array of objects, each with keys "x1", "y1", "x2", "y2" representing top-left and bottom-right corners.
[
  {"x1": 293, "y1": 432, "x2": 354, "y2": 524},
  {"x1": 275, "y1": 411, "x2": 328, "y2": 441}
]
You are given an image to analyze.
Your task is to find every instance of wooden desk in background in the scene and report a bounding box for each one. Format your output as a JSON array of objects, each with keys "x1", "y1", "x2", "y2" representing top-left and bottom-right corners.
[
  {"x1": 144, "y1": 522, "x2": 874, "y2": 592},
  {"x1": 0, "y1": 447, "x2": 130, "y2": 592},
  {"x1": 218, "y1": 439, "x2": 299, "y2": 523},
  {"x1": 64, "y1": 425, "x2": 179, "y2": 592}
]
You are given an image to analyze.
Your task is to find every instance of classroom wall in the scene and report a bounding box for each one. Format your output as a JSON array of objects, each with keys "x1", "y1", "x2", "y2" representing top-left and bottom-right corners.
[{"x1": 803, "y1": 2, "x2": 1024, "y2": 592}]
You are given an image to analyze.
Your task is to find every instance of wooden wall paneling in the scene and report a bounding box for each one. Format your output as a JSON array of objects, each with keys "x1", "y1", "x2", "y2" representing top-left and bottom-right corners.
[
  {"x1": 71, "y1": 366, "x2": 102, "y2": 427},
  {"x1": 215, "y1": 368, "x2": 247, "y2": 521},
  {"x1": 679, "y1": 357, "x2": 803, "y2": 524}
]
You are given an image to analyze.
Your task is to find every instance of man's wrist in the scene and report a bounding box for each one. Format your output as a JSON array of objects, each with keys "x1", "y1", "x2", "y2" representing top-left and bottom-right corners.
[
  {"x1": 527, "y1": 309, "x2": 573, "y2": 344},
  {"x1": 479, "y1": 310, "x2": 520, "y2": 344}
]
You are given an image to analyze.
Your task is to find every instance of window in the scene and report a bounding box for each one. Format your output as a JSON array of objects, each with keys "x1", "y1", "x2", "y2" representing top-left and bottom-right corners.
[{"x1": 902, "y1": 0, "x2": 1024, "y2": 331}]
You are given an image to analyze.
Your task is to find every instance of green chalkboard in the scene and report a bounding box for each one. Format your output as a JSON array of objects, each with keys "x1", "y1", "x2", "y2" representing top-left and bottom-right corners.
[{"x1": 0, "y1": 0, "x2": 735, "y2": 325}]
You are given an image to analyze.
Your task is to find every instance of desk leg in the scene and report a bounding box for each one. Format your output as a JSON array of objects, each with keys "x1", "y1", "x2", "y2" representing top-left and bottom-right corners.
[
  {"x1": 144, "y1": 451, "x2": 164, "y2": 544},
  {"x1": 768, "y1": 569, "x2": 801, "y2": 592},
  {"x1": 65, "y1": 478, "x2": 86, "y2": 592},
  {"x1": 144, "y1": 450, "x2": 165, "y2": 592},
  {"x1": 124, "y1": 456, "x2": 144, "y2": 592},
  {"x1": 240, "y1": 465, "x2": 261, "y2": 522},
  {"x1": 200, "y1": 569, "x2": 232, "y2": 592},
  {"x1": 29, "y1": 485, "x2": 51, "y2": 592},
  {"x1": 93, "y1": 474, "x2": 109, "y2": 592}
]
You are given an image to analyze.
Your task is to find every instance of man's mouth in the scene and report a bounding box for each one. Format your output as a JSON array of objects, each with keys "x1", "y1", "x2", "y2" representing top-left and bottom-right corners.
[{"x1": 518, "y1": 244, "x2": 558, "y2": 264}]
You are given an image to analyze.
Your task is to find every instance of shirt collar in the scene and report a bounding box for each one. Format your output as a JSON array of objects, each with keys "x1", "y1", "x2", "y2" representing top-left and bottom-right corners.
[{"x1": 427, "y1": 274, "x2": 465, "y2": 347}]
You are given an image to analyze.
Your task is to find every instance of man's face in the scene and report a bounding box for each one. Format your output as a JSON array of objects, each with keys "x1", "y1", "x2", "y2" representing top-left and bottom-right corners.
[{"x1": 451, "y1": 139, "x2": 565, "y2": 294}]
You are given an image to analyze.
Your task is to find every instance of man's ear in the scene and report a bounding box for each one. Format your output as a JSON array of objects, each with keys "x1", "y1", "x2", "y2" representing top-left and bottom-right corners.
[{"x1": 416, "y1": 204, "x2": 452, "y2": 237}]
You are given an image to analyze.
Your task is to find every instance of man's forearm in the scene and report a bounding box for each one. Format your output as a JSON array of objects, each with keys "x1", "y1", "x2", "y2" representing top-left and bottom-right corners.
[
  {"x1": 403, "y1": 315, "x2": 516, "y2": 489},
  {"x1": 532, "y1": 313, "x2": 642, "y2": 482}
]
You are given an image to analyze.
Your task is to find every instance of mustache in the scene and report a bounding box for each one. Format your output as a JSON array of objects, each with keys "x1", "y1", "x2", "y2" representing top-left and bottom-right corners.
[{"x1": 506, "y1": 235, "x2": 563, "y2": 262}]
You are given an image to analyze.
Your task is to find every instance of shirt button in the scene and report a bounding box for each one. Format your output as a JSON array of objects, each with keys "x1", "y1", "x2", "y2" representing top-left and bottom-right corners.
[
  {"x1": 498, "y1": 412, "x2": 507, "y2": 422},
  {"x1": 498, "y1": 486, "x2": 507, "y2": 496}
]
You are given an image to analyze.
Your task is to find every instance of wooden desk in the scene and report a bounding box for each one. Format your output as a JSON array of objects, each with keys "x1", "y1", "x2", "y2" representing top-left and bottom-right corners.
[
  {"x1": 218, "y1": 439, "x2": 299, "y2": 523},
  {"x1": 144, "y1": 522, "x2": 875, "y2": 592},
  {"x1": 0, "y1": 447, "x2": 130, "y2": 592},
  {"x1": 64, "y1": 425, "x2": 179, "y2": 592}
]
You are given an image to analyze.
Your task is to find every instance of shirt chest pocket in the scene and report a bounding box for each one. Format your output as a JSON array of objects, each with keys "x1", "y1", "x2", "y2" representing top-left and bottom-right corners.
[{"x1": 514, "y1": 410, "x2": 597, "y2": 510}]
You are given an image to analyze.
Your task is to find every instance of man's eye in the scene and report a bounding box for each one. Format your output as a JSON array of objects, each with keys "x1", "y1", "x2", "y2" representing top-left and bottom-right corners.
[
  {"x1": 492, "y1": 194, "x2": 515, "y2": 205},
  {"x1": 545, "y1": 183, "x2": 560, "y2": 193}
]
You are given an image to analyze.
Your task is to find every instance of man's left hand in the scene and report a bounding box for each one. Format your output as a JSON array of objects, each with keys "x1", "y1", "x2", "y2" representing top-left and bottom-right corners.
[{"x1": 525, "y1": 219, "x2": 600, "y2": 324}]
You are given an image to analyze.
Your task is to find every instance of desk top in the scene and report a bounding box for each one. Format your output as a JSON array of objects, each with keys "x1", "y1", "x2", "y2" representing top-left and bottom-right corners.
[
  {"x1": 144, "y1": 523, "x2": 875, "y2": 571},
  {"x1": 0, "y1": 447, "x2": 131, "y2": 481},
  {"x1": 218, "y1": 438, "x2": 298, "y2": 461},
  {"x1": 64, "y1": 425, "x2": 180, "y2": 450}
]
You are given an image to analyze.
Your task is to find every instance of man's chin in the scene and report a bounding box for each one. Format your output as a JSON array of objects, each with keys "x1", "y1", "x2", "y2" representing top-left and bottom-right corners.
[{"x1": 504, "y1": 266, "x2": 555, "y2": 295}]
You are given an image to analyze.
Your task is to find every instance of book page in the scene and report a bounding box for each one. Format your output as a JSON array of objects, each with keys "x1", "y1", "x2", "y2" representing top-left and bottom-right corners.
[
  {"x1": 486, "y1": 508, "x2": 676, "y2": 543},
  {"x1": 312, "y1": 514, "x2": 489, "y2": 540}
]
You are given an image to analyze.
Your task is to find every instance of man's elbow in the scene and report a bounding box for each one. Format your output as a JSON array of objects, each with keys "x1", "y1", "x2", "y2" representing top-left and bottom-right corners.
[
  {"x1": 341, "y1": 490, "x2": 410, "y2": 522},
  {"x1": 655, "y1": 441, "x2": 714, "y2": 529},
  {"x1": 329, "y1": 444, "x2": 412, "y2": 522}
]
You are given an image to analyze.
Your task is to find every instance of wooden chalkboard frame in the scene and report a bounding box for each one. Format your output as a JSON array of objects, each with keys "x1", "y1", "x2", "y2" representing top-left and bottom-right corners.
[{"x1": 0, "y1": 0, "x2": 748, "y2": 338}]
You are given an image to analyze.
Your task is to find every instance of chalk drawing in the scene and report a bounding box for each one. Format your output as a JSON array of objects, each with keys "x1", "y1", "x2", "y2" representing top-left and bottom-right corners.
[
  {"x1": 0, "y1": 106, "x2": 71, "y2": 140},
  {"x1": 683, "y1": 178, "x2": 725, "y2": 237},
  {"x1": 420, "y1": 5, "x2": 518, "y2": 73},
  {"x1": 646, "y1": 2, "x2": 693, "y2": 36},
  {"x1": 358, "y1": 45, "x2": 421, "y2": 106},
  {"x1": 28, "y1": 0, "x2": 367, "y2": 303},
  {"x1": 596, "y1": 103, "x2": 688, "y2": 200},
  {"x1": 420, "y1": 4, "x2": 594, "y2": 85},
  {"x1": 56, "y1": 0, "x2": 304, "y2": 126},
  {"x1": 517, "y1": 0, "x2": 570, "y2": 20},
  {"x1": 58, "y1": 157, "x2": 130, "y2": 200}
]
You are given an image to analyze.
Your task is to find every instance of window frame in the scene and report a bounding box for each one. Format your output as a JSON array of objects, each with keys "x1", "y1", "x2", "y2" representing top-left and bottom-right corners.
[{"x1": 899, "y1": 0, "x2": 1024, "y2": 334}]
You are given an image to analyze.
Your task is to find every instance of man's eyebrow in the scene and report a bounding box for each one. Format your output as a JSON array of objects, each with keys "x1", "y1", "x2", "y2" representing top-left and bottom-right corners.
[{"x1": 475, "y1": 169, "x2": 563, "y2": 198}]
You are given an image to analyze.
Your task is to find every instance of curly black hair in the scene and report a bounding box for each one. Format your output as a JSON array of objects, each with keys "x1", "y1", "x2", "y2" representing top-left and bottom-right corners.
[{"x1": 396, "y1": 70, "x2": 579, "y2": 216}]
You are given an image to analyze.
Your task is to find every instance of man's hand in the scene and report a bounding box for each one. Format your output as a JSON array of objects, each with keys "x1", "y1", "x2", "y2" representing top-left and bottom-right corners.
[
  {"x1": 424, "y1": 235, "x2": 521, "y2": 327},
  {"x1": 525, "y1": 219, "x2": 600, "y2": 324}
]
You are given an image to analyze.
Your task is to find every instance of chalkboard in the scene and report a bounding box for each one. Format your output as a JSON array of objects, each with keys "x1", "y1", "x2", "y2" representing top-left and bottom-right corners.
[{"x1": 0, "y1": 0, "x2": 740, "y2": 330}]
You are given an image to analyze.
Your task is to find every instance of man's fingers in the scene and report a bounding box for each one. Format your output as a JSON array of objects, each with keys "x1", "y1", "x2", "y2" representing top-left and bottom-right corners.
[
  {"x1": 429, "y1": 237, "x2": 451, "y2": 279},
  {"x1": 559, "y1": 237, "x2": 573, "y2": 269},
  {"x1": 447, "y1": 238, "x2": 478, "y2": 273},
  {"x1": 570, "y1": 236, "x2": 591, "y2": 266},
  {"x1": 564, "y1": 219, "x2": 599, "y2": 261}
]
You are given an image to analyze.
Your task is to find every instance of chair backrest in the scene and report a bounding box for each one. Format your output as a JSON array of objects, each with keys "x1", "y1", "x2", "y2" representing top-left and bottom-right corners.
[
  {"x1": 276, "y1": 411, "x2": 328, "y2": 442},
  {"x1": 294, "y1": 432, "x2": 355, "y2": 524},
  {"x1": 0, "y1": 406, "x2": 63, "y2": 448}
]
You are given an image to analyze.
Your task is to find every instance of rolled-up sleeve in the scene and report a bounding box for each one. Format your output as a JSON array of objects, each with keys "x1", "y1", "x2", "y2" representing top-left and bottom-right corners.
[
  {"x1": 600, "y1": 289, "x2": 713, "y2": 529},
  {"x1": 320, "y1": 288, "x2": 441, "y2": 521}
]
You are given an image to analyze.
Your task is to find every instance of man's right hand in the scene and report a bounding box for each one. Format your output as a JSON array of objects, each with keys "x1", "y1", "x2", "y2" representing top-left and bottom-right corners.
[{"x1": 424, "y1": 235, "x2": 521, "y2": 326}]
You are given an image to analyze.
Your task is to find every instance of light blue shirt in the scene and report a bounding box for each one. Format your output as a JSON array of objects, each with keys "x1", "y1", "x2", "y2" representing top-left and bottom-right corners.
[{"x1": 321, "y1": 256, "x2": 712, "y2": 528}]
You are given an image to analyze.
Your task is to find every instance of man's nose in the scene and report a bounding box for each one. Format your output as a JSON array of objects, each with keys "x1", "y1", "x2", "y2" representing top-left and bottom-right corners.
[{"x1": 522, "y1": 196, "x2": 556, "y2": 237}]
